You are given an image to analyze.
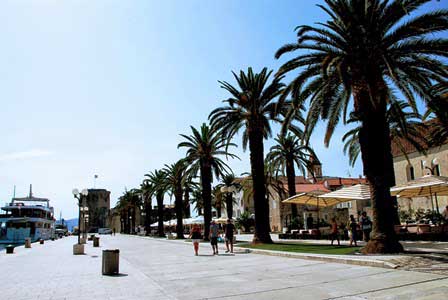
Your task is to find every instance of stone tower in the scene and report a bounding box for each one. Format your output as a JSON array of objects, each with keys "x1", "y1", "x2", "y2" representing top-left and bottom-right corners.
[{"x1": 307, "y1": 155, "x2": 322, "y2": 181}]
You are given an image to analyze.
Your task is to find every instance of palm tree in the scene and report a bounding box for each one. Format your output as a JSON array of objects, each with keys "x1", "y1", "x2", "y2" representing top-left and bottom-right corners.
[
  {"x1": 163, "y1": 159, "x2": 189, "y2": 239},
  {"x1": 212, "y1": 186, "x2": 224, "y2": 218},
  {"x1": 209, "y1": 67, "x2": 285, "y2": 244},
  {"x1": 190, "y1": 187, "x2": 204, "y2": 215},
  {"x1": 115, "y1": 193, "x2": 130, "y2": 233},
  {"x1": 144, "y1": 169, "x2": 168, "y2": 237},
  {"x1": 215, "y1": 174, "x2": 240, "y2": 219},
  {"x1": 266, "y1": 134, "x2": 316, "y2": 220},
  {"x1": 275, "y1": 0, "x2": 447, "y2": 253},
  {"x1": 140, "y1": 180, "x2": 153, "y2": 235},
  {"x1": 178, "y1": 123, "x2": 237, "y2": 240}
]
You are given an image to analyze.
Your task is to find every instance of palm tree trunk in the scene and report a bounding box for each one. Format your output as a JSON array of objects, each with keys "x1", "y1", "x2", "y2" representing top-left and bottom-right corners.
[
  {"x1": 286, "y1": 157, "x2": 298, "y2": 220},
  {"x1": 355, "y1": 82, "x2": 403, "y2": 254},
  {"x1": 226, "y1": 193, "x2": 233, "y2": 219},
  {"x1": 249, "y1": 126, "x2": 273, "y2": 244},
  {"x1": 201, "y1": 163, "x2": 212, "y2": 241},
  {"x1": 144, "y1": 200, "x2": 151, "y2": 235},
  {"x1": 175, "y1": 185, "x2": 184, "y2": 239},
  {"x1": 157, "y1": 195, "x2": 165, "y2": 237},
  {"x1": 184, "y1": 188, "x2": 191, "y2": 218}
]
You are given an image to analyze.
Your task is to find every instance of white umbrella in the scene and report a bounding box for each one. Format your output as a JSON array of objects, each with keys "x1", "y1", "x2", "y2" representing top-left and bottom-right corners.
[
  {"x1": 390, "y1": 175, "x2": 448, "y2": 213},
  {"x1": 318, "y1": 184, "x2": 371, "y2": 203}
]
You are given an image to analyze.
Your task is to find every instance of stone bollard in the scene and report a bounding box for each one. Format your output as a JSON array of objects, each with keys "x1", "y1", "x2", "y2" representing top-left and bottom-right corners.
[
  {"x1": 80, "y1": 237, "x2": 87, "y2": 244},
  {"x1": 102, "y1": 249, "x2": 119, "y2": 275},
  {"x1": 93, "y1": 236, "x2": 100, "y2": 247},
  {"x1": 25, "y1": 238, "x2": 32, "y2": 248},
  {"x1": 5, "y1": 245, "x2": 14, "y2": 254},
  {"x1": 39, "y1": 239, "x2": 44, "y2": 245},
  {"x1": 73, "y1": 243, "x2": 84, "y2": 255}
]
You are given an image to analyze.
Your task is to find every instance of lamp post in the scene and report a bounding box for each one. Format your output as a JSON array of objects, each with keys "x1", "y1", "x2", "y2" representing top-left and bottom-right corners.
[
  {"x1": 423, "y1": 158, "x2": 441, "y2": 214},
  {"x1": 72, "y1": 188, "x2": 89, "y2": 244}
]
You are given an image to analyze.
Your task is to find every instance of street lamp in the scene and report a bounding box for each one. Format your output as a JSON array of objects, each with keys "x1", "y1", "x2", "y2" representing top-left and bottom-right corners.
[{"x1": 72, "y1": 188, "x2": 89, "y2": 244}]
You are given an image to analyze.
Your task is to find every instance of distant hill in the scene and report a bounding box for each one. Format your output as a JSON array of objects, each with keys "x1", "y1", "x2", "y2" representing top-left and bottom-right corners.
[{"x1": 55, "y1": 218, "x2": 78, "y2": 232}]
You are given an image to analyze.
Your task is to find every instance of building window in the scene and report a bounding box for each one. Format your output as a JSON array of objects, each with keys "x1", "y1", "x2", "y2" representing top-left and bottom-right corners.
[
  {"x1": 434, "y1": 164, "x2": 440, "y2": 176},
  {"x1": 406, "y1": 165, "x2": 415, "y2": 181}
]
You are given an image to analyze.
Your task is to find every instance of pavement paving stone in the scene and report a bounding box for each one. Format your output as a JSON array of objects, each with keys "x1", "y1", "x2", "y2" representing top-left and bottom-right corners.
[{"x1": 2, "y1": 234, "x2": 448, "y2": 300}]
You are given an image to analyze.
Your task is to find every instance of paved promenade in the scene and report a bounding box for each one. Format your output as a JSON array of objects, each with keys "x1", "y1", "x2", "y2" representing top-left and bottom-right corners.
[{"x1": 1, "y1": 235, "x2": 448, "y2": 300}]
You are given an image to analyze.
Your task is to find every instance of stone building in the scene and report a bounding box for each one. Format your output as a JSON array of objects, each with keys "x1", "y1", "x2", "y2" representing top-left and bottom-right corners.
[
  {"x1": 392, "y1": 122, "x2": 448, "y2": 215},
  {"x1": 266, "y1": 160, "x2": 367, "y2": 232},
  {"x1": 84, "y1": 189, "x2": 111, "y2": 232}
]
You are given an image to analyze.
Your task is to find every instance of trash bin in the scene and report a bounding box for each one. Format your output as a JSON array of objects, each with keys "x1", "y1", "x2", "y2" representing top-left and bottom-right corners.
[
  {"x1": 6, "y1": 245, "x2": 14, "y2": 254},
  {"x1": 93, "y1": 236, "x2": 100, "y2": 247},
  {"x1": 25, "y1": 238, "x2": 32, "y2": 248},
  {"x1": 102, "y1": 249, "x2": 119, "y2": 275},
  {"x1": 39, "y1": 239, "x2": 44, "y2": 245}
]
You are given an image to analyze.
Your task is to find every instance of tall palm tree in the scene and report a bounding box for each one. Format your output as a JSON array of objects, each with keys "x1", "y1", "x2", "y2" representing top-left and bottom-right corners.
[
  {"x1": 266, "y1": 134, "x2": 316, "y2": 220},
  {"x1": 163, "y1": 159, "x2": 189, "y2": 239},
  {"x1": 115, "y1": 193, "x2": 130, "y2": 233},
  {"x1": 209, "y1": 67, "x2": 285, "y2": 243},
  {"x1": 190, "y1": 187, "x2": 204, "y2": 215},
  {"x1": 212, "y1": 186, "x2": 224, "y2": 218},
  {"x1": 215, "y1": 174, "x2": 240, "y2": 219},
  {"x1": 140, "y1": 180, "x2": 153, "y2": 235},
  {"x1": 275, "y1": 0, "x2": 447, "y2": 253},
  {"x1": 178, "y1": 123, "x2": 237, "y2": 240},
  {"x1": 144, "y1": 169, "x2": 168, "y2": 237}
]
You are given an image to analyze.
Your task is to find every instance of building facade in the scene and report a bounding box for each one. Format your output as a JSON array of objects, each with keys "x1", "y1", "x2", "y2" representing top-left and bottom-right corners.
[{"x1": 392, "y1": 133, "x2": 448, "y2": 215}]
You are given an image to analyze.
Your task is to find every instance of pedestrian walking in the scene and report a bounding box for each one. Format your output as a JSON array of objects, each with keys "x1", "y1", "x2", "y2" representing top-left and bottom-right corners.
[
  {"x1": 225, "y1": 219, "x2": 235, "y2": 253},
  {"x1": 189, "y1": 224, "x2": 202, "y2": 256},
  {"x1": 330, "y1": 217, "x2": 340, "y2": 246},
  {"x1": 210, "y1": 220, "x2": 220, "y2": 255},
  {"x1": 347, "y1": 215, "x2": 358, "y2": 247},
  {"x1": 359, "y1": 212, "x2": 372, "y2": 242}
]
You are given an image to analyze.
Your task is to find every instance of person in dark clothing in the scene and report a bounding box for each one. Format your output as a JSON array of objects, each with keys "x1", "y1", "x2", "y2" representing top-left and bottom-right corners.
[
  {"x1": 189, "y1": 224, "x2": 202, "y2": 256},
  {"x1": 359, "y1": 212, "x2": 372, "y2": 242},
  {"x1": 306, "y1": 214, "x2": 314, "y2": 229},
  {"x1": 225, "y1": 219, "x2": 235, "y2": 253},
  {"x1": 347, "y1": 215, "x2": 358, "y2": 246}
]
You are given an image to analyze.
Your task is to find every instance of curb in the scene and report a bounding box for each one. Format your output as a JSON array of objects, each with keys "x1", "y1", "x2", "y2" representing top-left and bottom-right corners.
[{"x1": 236, "y1": 247, "x2": 400, "y2": 269}]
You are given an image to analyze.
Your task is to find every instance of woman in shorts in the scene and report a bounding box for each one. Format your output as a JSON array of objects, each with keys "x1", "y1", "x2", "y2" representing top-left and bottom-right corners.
[{"x1": 189, "y1": 224, "x2": 202, "y2": 256}]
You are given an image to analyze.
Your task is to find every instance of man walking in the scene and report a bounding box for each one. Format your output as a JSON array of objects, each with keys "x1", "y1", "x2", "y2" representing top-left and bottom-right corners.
[
  {"x1": 359, "y1": 212, "x2": 372, "y2": 242},
  {"x1": 225, "y1": 219, "x2": 235, "y2": 254},
  {"x1": 210, "y1": 220, "x2": 220, "y2": 255}
]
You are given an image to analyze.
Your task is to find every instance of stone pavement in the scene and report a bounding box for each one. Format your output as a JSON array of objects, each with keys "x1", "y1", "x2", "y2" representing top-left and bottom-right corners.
[{"x1": 1, "y1": 234, "x2": 448, "y2": 300}]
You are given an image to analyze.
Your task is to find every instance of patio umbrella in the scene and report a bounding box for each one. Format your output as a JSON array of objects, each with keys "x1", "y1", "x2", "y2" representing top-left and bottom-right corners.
[
  {"x1": 318, "y1": 184, "x2": 371, "y2": 203},
  {"x1": 282, "y1": 190, "x2": 337, "y2": 228},
  {"x1": 390, "y1": 175, "x2": 448, "y2": 213}
]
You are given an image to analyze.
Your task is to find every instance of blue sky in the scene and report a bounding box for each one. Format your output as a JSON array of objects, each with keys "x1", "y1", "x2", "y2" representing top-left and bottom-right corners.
[{"x1": 0, "y1": 0, "x2": 445, "y2": 219}]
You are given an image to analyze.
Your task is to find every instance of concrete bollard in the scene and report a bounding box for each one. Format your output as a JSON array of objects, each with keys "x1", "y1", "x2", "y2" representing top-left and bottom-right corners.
[
  {"x1": 73, "y1": 243, "x2": 84, "y2": 255},
  {"x1": 80, "y1": 237, "x2": 87, "y2": 244},
  {"x1": 5, "y1": 245, "x2": 14, "y2": 254},
  {"x1": 93, "y1": 236, "x2": 100, "y2": 247},
  {"x1": 39, "y1": 239, "x2": 44, "y2": 245},
  {"x1": 25, "y1": 238, "x2": 32, "y2": 248},
  {"x1": 102, "y1": 249, "x2": 119, "y2": 275}
]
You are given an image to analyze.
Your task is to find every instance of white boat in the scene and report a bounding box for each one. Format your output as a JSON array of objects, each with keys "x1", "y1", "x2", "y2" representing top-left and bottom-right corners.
[{"x1": 0, "y1": 185, "x2": 55, "y2": 244}]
